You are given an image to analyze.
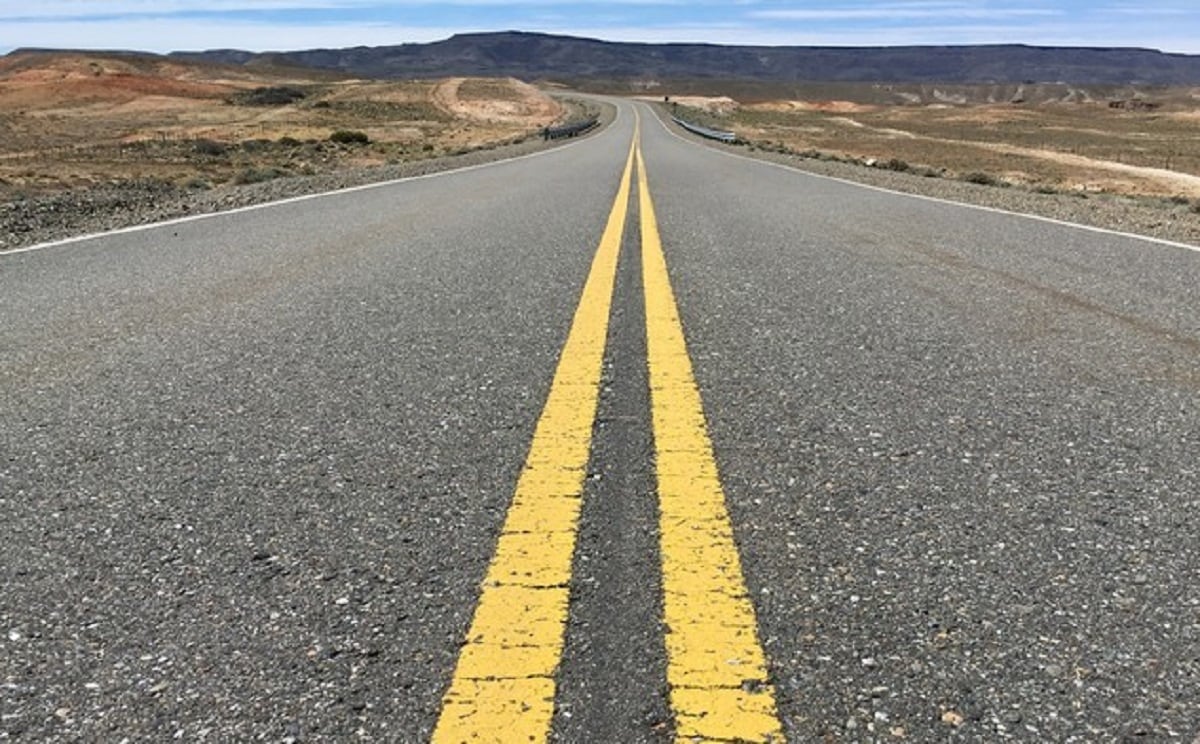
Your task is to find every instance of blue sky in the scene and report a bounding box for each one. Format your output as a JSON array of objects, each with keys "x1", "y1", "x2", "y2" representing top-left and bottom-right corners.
[{"x1": 2, "y1": 1, "x2": 1198, "y2": 55}]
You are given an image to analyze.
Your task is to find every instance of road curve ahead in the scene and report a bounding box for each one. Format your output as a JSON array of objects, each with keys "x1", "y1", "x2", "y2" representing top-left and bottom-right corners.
[{"x1": 3, "y1": 100, "x2": 1199, "y2": 742}]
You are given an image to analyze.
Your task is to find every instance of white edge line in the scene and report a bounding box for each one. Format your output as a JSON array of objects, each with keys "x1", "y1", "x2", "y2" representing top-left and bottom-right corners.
[
  {"x1": 639, "y1": 102, "x2": 1200, "y2": 256},
  {"x1": 2, "y1": 103, "x2": 624, "y2": 258}
]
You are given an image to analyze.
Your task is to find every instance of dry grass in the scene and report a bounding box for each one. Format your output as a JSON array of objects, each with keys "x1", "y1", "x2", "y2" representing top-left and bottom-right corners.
[
  {"x1": 667, "y1": 86, "x2": 1200, "y2": 198},
  {"x1": 0, "y1": 51, "x2": 563, "y2": 201}
]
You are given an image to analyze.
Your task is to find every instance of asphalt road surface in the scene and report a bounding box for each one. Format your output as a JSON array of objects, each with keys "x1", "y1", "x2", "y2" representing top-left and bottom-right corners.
[{"x1": 3, "y1": 100, "x2": 1199, "y2": 742}]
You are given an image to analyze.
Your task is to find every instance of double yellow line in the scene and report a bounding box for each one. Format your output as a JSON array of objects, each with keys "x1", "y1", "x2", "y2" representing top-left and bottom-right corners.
[{"x1": 433, "y1": 117, "x2": 783, "y2": 743}]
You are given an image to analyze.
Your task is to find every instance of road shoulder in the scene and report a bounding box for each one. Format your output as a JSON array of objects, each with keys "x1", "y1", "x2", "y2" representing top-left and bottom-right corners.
[{"x1": 644, "y1": 103, "x2": 1200, "y2": 250}]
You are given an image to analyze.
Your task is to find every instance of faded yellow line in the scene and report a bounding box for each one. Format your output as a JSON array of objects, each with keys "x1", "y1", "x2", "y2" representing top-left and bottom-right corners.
[
  {"x1": 431, "y1": 133, "x2": 637, "y2": 742},
  {"x1": 637, "y1": 140, "x2": 784, "y2": 743}
]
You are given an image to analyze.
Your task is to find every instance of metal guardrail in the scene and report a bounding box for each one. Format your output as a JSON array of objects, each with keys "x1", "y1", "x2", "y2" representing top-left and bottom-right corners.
[
  {"x1": 672, "y1": 116, "x2": 738, "y2": 143},
  {"x1": 543, "y1": 117, "x2": 599, "y2": 140}
]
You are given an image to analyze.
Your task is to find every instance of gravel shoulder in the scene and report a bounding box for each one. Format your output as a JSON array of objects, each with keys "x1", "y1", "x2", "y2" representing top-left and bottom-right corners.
[
  {"x1": 649, "y1": 104, "x2": 1200, "y2": 249},
  {"x1": 0, "y1": 98, "x2": 615, "y2": 253}
]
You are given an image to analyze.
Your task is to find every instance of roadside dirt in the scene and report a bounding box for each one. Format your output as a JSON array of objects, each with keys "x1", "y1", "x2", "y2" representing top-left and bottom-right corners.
[
  {"x1": 810, "y1": 115, "x2": 1200, "y2": 197},
  {"x1": 680, "y1": 90, "x2": 1200, "y2": 200},
  {"x1": 0, "y1": 51, "x2": 566, "y2": 201},
  {"x1": 432, "y1": 77, "x2": 561, "y2": 124},
  {"x1": 658, "y1": 95, "x2": 739, "y2": 114},
  {"x1": 649, "y1": 103, "x2": 1200, "y2": 248},
  {"x1": 756, "y1": 100, "x2": 878, "y2": 114}
]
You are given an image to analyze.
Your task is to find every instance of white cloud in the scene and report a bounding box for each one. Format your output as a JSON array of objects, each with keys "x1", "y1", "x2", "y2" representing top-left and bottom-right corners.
[
  {"x1": 750, "y1": 6, "x2": 1060, "y2": 22},
  {"x1": 549, "y1": 18, "x2": 1200, "y2": 53},
  {"x1": 0, "y1": 0, "x2": 690, "y2": 20},
  {"x1": 0, "y1": 1, "x2": 366, "y2": 19},
  {"x1": 1103, "y1": 6, "x2": 1193, "y2": 15},
  {"x1": 0, "y1": 18, "x2": 459, "y2": 52}
]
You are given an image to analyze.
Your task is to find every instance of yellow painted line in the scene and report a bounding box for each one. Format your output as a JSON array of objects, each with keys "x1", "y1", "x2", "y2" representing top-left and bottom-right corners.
[
  {"x1": 637, "y1": 141, "x2": 784, "y2": 743},
  {"x1": 432, "y1": 133, "x2": 638, "y2": 743}
]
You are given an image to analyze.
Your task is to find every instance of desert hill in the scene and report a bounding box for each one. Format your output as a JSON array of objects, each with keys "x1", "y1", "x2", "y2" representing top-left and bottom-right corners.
[{"x1": 0, "y1": 50, "x2": 563, "y2": 198}]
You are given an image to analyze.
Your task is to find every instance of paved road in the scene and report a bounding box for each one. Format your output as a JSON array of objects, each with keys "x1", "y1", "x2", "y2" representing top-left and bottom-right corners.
[{"x1": 3, "y1": 100, "x2": 1199, "y2": 742}]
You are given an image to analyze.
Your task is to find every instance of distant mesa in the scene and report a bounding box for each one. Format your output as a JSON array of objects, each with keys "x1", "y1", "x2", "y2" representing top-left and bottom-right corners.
[
  {"x1": 165, "y1": 31, "x2": 1200, "y2": 86},
  {"x1": 8, "y1": 32, "x2": 1200, "y2": 86}
]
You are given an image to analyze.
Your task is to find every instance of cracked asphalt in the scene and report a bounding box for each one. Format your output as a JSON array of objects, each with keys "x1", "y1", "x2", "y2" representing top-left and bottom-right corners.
[{"x1": 3, "y1": 99, "x2": 1200, "y2": 741}]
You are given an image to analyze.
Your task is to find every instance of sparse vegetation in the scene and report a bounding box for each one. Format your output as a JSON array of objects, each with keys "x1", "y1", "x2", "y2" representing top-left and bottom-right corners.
[
  {"x1": 233, "y1": 166, "x2": 291, "y2": 185},
  {"x1": 962, "y1": 171, "x2": 1000, "y2": 186},
  {"x1": 192, "y1": 139, "x2": 227, "y2": 157},
  {"x1": 232, "y1": 86, "x2": 307, "y2": 106},
  {"x1": 240, "y1": 138, "x2": 273, "y2": 153},
  {"x1": 329, "y1": 130, "x2": 371, "y2": 145},
  {"x1": 318, "y1": 100, "x2": 449, "y2": 122}
]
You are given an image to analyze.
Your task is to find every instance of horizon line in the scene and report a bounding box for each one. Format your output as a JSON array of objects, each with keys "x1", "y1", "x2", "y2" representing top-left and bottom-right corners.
[{"x1": 1, "y1": 29, "x2": 1190, "y2": 57}]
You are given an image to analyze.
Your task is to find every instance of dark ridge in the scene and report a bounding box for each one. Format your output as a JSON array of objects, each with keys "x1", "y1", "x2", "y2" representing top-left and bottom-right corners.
[{"x1": 165, "y1": 31, "x2": 1200, "y2": 85}]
